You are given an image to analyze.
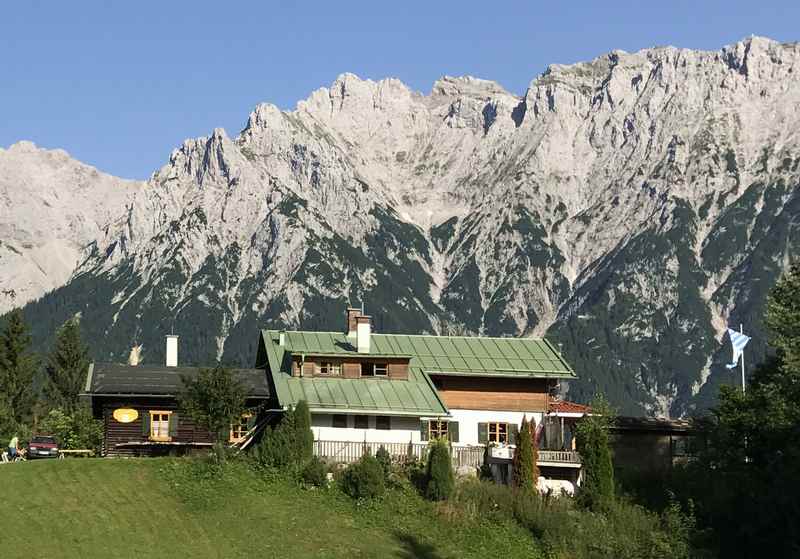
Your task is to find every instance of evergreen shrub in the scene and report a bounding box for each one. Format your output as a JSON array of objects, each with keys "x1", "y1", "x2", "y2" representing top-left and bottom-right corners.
[
  {"x1": 375, "y1": 445, "x2": 391, "y2": 479},
  {"x1": 425, "y1": 438, "x2": 455, "y2": 501},
  {"x1": 511, "y1": 416, "x2": 539, "y2": 492},
  {"x1": 301, "y1": 456, "x2": 328, "y2": 487},
  {"x1": 253, "y1": 400, "x2": 314, "y2": 471},
  {"x1": 340, "y1": 453, "x2": 385, "y2": 499}
]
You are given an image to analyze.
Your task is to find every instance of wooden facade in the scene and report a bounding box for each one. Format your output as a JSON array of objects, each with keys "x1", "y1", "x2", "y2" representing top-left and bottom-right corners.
[
  {"x1": 94, "y1": 397, "x2": 211, "y2": 457},
  {"x1": 431, "y1": 376, "x2": 551, "y2": 412},
  {"x1": 93, "y1": 397, "x2": 264, "y2": 457},
  {"x1": 291, "y1": 356, "x2": 410, "y2": 380}
]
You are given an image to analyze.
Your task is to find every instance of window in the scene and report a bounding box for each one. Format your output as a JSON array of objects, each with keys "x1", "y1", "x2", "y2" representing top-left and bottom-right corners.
[
  {"x1": 354, "y1": 415, "x2": 369, "y2": 429},
  {"x1": 376, "y1": 416, "x2": 391, "y2": 430},
  {"x1": 429, "y1": 420, "x2": 449, "y2": 440},
  {"x1": 422, "y1": 420, "x2": 459, "y2": 442},
  {"x1": 317, "y1": 361, "x2": 341, "y2": 376},
  {"x1": 488, "y1": 422, "x2": 509, "y2": 444},
  {"x1": 229, "y1": 414, "x2": 252, "y2": 443},
  {"x1": 332, "y1": 415, "x2": 348, "y2": 428},
  {"x1": 149, "y1": 411, "x2": 172, "y2": 441},
  {"x1": 361, "y1": 363, "x2": 388, "y2": 377}
]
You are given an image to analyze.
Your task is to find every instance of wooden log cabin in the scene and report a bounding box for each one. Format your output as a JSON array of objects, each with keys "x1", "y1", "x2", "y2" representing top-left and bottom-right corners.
[{"x1": 81, "y1": 338, "x2": 271, "y2": 457}]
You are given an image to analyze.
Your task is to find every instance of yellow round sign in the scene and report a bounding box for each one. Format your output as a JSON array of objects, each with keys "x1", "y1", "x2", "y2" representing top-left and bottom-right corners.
[{"x1": 113, "y1": 408, "x2": 139, "y2": 423}]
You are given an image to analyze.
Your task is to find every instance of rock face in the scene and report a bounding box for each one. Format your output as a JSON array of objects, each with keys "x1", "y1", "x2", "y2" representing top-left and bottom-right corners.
[
  {"x1": 0, "y1": 142, "x2": 143, "y2": 313},
  {"x1": 8, "y1": 37, "x2": 800, "y2": 416}
]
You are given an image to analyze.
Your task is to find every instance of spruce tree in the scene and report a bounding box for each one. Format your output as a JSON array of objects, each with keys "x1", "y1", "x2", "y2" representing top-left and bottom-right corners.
[
  {"x1": 44, "y1": 317, "x2": 91, "y2": 411},
  {"x1": 0, "y1": 309, "x2": 38, "y2": 425},
  {"x1": 512, "y1": 416, "x2": 540, "y2": 492},
  {"x1": 575, "y1": 395, "x2": 615, "y2": 510},
  {"x1": 765, "y1": 261, "x2": 800, "y2": 374},
  {"x1": 692, "y1": 263, "x2": 800, "y2": 556}
]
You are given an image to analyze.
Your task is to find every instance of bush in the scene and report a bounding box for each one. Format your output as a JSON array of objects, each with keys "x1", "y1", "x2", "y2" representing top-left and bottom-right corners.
[
  {"x1": 253, "y1": 400, "x2": 314, "y2": 471},
  {"x1": 38, "y1": 406, "x2": 103, "y2": 452},
  {"x1": 425, "y1": 439, "x2": 454, "y2": 501},
  {"x1": 340, "y1": 453, "x2": 385, "y2": 499},
  {"x1": 452, "y1": 479, "x2": 515, "y2": 521},
  {"x1": 375, "y1": 445, "x2": 391, "y2": 478},
  {"x1": 301, "y1": 456, "x2": 328, "y2": 487}
]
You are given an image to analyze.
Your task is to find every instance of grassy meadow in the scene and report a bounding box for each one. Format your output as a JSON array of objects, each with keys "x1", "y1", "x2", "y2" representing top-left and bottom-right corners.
[{"x1": 1, "y1": 458, "x2": 541, "y2": 559}]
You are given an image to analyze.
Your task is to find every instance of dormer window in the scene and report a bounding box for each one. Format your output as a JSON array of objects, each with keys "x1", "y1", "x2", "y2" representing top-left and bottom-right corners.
[
  {"x1": 317, "y1": 361, "x2": 341, "y2": 376},
  {"x1": 361, "y1": 362, "x2": 388, "y2": 377}
]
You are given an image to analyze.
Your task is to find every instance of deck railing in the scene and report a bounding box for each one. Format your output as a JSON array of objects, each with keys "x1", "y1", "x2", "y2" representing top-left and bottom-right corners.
[{"x1": 313, "y1": 440, "x2": 581, "y2": 468}]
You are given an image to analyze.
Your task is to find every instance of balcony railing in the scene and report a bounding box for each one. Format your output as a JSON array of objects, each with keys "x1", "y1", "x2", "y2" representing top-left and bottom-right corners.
[{"x1": 313, "y1": 440, "x2": 581, "y2": 469}]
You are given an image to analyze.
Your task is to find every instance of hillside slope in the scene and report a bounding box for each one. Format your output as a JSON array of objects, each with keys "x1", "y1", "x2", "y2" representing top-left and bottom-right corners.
[
  {"x1": 0, "y1": 459, "x2": 539, "y2": 559},
  {"x1": 8, "y1": 36, "x2": 800, "y2": 415}
]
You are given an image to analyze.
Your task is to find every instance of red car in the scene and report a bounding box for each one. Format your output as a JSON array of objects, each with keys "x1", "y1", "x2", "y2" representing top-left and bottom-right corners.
[{"x1": 27, "y1": 436, "x2": 60, "y2": 459}]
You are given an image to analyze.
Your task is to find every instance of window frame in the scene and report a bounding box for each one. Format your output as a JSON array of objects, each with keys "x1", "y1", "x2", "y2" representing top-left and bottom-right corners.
[
  {"x1": 429, "y1": 419, "x2": 449, "y2": 440},
  {"x1": 229, "y1": 413, "x2": 253, "y2": 443},
  {"x1": 149, "y1": 410, "x2": 173, "y2": 442},
  {"x1": 317, "y1": 361, "x2": 342, "y2": 376},
  {"x1": 374, "y1": 363, "x2": 388, "y2": 377},
  {"x1": 488, "y1": 422, "x2": 509, "y2": 444}
]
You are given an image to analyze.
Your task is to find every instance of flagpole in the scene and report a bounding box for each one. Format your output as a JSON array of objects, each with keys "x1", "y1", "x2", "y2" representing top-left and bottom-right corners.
[{"x1": 740, "y1": 323, "x2": 746, "y2": 394}]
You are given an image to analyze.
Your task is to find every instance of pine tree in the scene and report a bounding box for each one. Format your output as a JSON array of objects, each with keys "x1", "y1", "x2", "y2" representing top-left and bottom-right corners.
[
  {"x1": 44, "y1": 317, "x2": 91, "y2": 411},
  {"x1": 575, "y1": 395, "x2": 615, "y2": 510},
  {"x1": 692, "y1": 263, "x2": 800, "y2": 556},
  {"x1": 512, "y1": 416, "x2": 540, "y2": 492},
  {"x1": 765, "y1": 261, "x2": 800, "y2": 374},
  {"x1": 0, "y1": 309, "x2": 39, "y2": 425}
]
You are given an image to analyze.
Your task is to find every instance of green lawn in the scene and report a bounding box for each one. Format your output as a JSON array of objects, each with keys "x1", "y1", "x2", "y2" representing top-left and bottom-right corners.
[{"x1": 1, "y1": 458, "x2": 541, "y2": 558}]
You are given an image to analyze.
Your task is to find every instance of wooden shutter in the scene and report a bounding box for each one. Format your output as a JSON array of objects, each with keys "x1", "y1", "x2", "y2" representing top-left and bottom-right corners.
[
  {"x1": 168, "y1": 414, "x2": 179, "y2": 438},
  {"x1": 141, "y1": 412, "x2": 151, "y2": 436},
  {"x1": 509, "y1": 423, "x2": 519, "y2": 445},
  {"x1": 448, "y1": 421, "x2": 459, "y2": 443},
  {"x1": 478, "y1": 422, "x2": 488, "y2": 444},
  {"x1": 420, "y1": 420, "x2": 430, "y2": 441}
]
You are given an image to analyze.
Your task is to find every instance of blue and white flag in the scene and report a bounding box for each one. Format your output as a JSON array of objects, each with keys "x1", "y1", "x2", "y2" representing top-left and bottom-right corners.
[{"x1": 726, "y1": 328, "x2": 751, "y2": 369}]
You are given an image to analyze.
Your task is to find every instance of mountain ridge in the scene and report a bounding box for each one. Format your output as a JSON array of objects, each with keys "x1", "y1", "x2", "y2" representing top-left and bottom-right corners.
[{"x1": 4, "y1": 35, "x2": 799, "y2": 417}]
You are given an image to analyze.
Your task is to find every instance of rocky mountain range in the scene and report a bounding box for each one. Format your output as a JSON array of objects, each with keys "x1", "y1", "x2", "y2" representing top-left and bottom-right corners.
[{"x1": 3, "y1": 36, "x2": 798, "y2": 416}]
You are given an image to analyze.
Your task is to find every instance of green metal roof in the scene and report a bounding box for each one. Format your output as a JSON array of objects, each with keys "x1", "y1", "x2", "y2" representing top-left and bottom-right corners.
[
  {"x1": 259, "y1": 331, "x2": 448, "y2": 416},
  {"x1": 258, "y1": 330, "x2": 576, "y2": 416}
]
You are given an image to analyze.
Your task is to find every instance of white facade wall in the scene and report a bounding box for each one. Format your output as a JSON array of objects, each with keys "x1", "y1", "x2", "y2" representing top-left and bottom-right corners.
[
  {"x1": 311, "y1": 413, "x2": 423, "y2": 443},
  {"x1": 311, "y1": 410, "x2": 543, "y2": 446},
  {"x1": 448, "y1": 409, "x2": 544, "y2": 446}
]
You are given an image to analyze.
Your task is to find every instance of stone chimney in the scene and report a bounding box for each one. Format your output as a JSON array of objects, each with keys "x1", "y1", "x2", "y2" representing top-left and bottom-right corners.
[
  {"x1": 166, "y1": 335, "x2": 178, "y2": 367},
  {"x1": 346, "y1": 307, "x2": 361, "y2": 338},
  {"x1": 356, "y1": 315, "x2": 371, "y2": 354}
]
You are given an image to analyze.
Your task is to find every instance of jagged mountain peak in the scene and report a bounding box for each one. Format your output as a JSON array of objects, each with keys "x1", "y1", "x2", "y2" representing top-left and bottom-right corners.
[{"x1": 7, "y1": 37, "x2": 799, "y2": 419}]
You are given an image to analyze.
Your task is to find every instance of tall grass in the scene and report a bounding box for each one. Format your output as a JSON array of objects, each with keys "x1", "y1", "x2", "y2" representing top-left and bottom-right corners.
[{"x1": 452, "y1": 479, "x2": 694, "y2": 559}]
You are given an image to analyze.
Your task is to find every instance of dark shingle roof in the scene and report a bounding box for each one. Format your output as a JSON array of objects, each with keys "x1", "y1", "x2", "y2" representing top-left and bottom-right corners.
[{"x1": 85, "y1": 363, "x2": 270, "y2": 398}]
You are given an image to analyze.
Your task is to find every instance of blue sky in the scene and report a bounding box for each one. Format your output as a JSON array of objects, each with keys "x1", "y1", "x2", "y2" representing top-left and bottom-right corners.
[{"x1": 2, "y1": 1, "x2": 798, "y2": 179}]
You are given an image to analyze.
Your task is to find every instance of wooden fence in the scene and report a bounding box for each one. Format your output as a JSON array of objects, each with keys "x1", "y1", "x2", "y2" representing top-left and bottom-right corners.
[{"x1": 314, "y1": 440, "x2": 580, "y2": 468}]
